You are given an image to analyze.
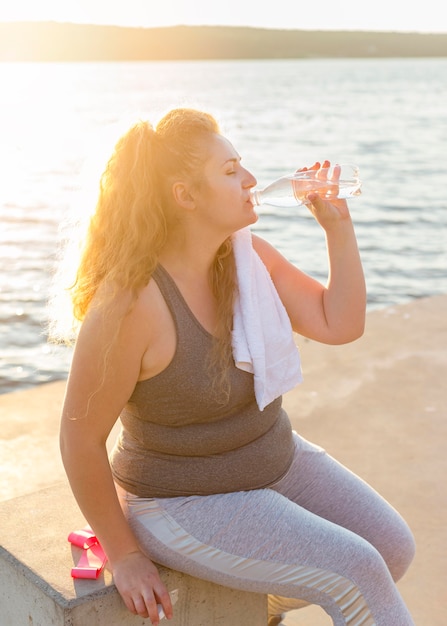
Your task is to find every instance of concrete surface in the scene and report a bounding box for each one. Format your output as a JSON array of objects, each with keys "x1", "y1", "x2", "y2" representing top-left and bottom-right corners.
[
  {"x1": 1, "y1": 294, "x2": 446, "y2": 624},
  {"x1": 0, "y1": 483, "x2": 266, "y2": 625}
]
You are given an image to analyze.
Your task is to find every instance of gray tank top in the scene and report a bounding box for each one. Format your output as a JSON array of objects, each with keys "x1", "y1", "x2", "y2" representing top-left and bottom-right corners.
[{"x1": 110, "y1": 265, "x2": 295, "y2": 497}]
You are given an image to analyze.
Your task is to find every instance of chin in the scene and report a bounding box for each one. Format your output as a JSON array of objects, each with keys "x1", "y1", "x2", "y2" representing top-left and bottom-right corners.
[
  {"x1": 228, "y1": 211, "x2": 258, "y2": 236},
  {"x1": 247, "y1": 210, "x2": 259, "y2": 225}
]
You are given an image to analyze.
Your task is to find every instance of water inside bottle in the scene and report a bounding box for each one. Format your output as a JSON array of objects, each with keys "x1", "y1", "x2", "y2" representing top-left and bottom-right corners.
[
  {"x1": 290, "y1": 175, "x2": 362, "y2": 205},
  {"x1": 251, "y1": 165, "x2": 362, "y2": 208}
]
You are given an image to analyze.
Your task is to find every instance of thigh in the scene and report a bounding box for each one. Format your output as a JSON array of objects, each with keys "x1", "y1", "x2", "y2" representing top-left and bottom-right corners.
[
  {"x1": 118, "y1": 483, "x2": 413, "y2": 625},
  {"x1": 120, "y1": 484, "x2": 373, "y2": 579},
  {"x1": 272, "y1": 432, "x2": 415, "y2": 581},
  {"x1": 120, "y1": 483, "x2": 373, "y2": 571}
]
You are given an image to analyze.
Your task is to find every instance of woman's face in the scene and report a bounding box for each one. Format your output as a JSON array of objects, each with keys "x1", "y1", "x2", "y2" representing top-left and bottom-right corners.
[{"x1": 192, "y1": 134, "x2": 258, "y2": 234}]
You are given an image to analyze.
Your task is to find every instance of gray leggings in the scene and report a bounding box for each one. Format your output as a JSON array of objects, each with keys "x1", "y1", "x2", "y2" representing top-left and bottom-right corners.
[{"x1": 117, "y1": 433, "x2": 415, "y2": 625}]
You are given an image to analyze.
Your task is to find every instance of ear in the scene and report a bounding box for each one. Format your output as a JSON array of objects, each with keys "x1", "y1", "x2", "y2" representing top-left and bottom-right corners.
[{"x1": 172, "y1": 181, "x2": 196, "y2": 210}]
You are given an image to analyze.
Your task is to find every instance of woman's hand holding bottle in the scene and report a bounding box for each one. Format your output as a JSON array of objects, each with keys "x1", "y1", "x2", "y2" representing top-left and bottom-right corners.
[
  {"x1": 250, "y1": 160, "x2": 361, "y2": 209},
  {"x1": 302, "y1": 160, "x2": 353, "y2": 228}
]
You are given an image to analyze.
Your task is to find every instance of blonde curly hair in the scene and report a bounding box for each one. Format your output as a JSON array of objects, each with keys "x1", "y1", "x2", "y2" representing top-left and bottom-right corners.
[{"x1": 55, "y1": 108, "x2": 236, "y2": 398}]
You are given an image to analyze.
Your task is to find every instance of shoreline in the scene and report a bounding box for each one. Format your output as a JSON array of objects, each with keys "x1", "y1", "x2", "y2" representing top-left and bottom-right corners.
[{"x1": 2, "y1": 23, "x2": 447, "y2": 62}]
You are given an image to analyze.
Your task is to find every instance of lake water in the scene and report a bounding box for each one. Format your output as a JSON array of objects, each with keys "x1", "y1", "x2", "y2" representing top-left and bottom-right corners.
[{"x1": 1, "y1": 58, "x2": 446, "y2": 394}]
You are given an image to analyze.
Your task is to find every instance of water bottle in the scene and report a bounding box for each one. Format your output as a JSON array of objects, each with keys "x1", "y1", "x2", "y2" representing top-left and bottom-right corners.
[{"x1": 250, "y1": 163, "x2": 362, "y2": 208}]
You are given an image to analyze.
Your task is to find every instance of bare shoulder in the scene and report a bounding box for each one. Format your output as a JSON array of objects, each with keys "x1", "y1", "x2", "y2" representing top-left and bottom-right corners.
[
  {"x1": 73, "y1": 274, "x2": 175, "y2": 385},
  {"x1": 78, "y1": 275, "x2": 170, "y2": 354},
  {"x1": 127, "y1": 277, "x2": 165, "y2": 328},
  {"x1": 117, "y1": 276, "x2": 174, "y2": 352},
  {"x1": 251, "y1": 233, "x2": 288, "y2": 272}
]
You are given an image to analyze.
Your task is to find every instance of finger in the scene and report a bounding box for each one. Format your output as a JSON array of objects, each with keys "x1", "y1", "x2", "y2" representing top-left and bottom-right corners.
[
  {"x1": 324, "y1": 163, "x2": 340, "y2": 198},
  {"x1": 141, "y1": 585, "x2": 174, "y2": 624},
  {"x1": 329, "y1": 163, "x2": 341, "y2": 183},
  {"x1": 307, "y1": 162, "x2": 320, "y2": 176},
  {"x1": 123, "y1": 596, "x2": 139, "y2": 615},
  {"x1": 155, "y1": 588, "x2": 174, "y2": 620},
  {"x1": 132, "y1": 589, "x2": 166, "y2": 624},
  {"x1": 132, "y1": 595, "x2": 152, "y2": 620},
  {"x1": 316, "y1": 160, "x2": 330, "y2": 181},
  {"x1": 295, "y1": 161, "x2": 321, "y2": 175},
  {"x1": 146, "y1": 600, "x2": 162, "y2": 625},
  {"x1": 122, "y1": 592, "x2": 147, "y2": 617}
]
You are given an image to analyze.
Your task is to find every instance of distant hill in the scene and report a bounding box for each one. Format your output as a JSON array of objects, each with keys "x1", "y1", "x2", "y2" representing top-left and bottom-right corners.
[{"x1": 1, "y1": 22, "x2": 446, "y2": 62}]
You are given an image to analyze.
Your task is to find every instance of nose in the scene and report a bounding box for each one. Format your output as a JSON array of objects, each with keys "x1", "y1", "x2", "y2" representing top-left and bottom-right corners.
[{"x1": 243, "y1": 167, "x2": 257, "y2": 189}]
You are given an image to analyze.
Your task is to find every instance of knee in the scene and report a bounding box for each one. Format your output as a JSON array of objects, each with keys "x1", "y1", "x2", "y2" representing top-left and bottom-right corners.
[
  {"x1": 388, "y1": 520, "x2": 416, "y2": 582},
  {"x1": 371, "y1": 511, "x2": 416, "y2": 582}
]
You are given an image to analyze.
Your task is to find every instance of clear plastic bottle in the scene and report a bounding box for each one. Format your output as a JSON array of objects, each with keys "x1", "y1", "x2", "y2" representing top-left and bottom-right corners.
[{"x1": 250, "y1": 163, "x2": 362, "y2": 208}]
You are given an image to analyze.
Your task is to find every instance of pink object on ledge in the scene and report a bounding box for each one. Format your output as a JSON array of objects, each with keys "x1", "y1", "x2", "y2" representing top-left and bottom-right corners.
[{"x1": 68, "y1": 527, "x2": 107, "y2": 579}]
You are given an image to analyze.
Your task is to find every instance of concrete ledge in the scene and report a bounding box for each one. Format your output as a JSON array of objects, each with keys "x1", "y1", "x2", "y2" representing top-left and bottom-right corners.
[{"x1": 0, "y1": 482, "x2": 267, "y2": 625}]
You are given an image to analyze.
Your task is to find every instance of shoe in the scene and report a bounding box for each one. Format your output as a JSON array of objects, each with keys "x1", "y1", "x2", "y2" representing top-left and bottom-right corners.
[{"x1": 268, "y1": 614, "x2": 285, "y2": 626}]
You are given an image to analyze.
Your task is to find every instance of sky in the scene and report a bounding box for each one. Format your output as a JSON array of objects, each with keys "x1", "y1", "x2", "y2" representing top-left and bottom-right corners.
[{"x1": 0, "y1": 0, "x2": 446, "y2": 34}]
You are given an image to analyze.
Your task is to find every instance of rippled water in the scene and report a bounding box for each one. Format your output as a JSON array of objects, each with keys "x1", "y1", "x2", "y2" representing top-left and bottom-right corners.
[{"x1": 1, "y1": 58, "x2": 446, "y2": 393}]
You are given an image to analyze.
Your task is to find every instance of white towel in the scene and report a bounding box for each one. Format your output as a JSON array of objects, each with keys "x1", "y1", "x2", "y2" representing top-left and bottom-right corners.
[{"x1": 231, "y1": 227, "x2": 303, "y2": 410}]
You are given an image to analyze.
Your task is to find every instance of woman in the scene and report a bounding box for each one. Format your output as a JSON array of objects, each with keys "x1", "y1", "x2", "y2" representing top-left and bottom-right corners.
[{"x1": 58, "y1": 108, "x2": 415, "y2": 625}]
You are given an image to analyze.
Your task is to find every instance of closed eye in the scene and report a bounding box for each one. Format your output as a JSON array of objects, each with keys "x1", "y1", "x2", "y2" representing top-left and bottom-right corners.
[{"x1": 223, "y1": 156, "x2": 241, "y2": 175}]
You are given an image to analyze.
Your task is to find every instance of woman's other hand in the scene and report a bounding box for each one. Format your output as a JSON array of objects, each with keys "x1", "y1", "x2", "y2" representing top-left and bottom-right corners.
[{"x1": 112, "y1": 550, "x2": 173, "y2": 623}]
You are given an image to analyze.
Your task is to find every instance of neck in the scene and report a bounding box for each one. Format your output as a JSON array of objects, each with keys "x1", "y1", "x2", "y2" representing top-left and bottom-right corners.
[{"x1": 159, "y1": 232, "x2": 226, "y2": 282}]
